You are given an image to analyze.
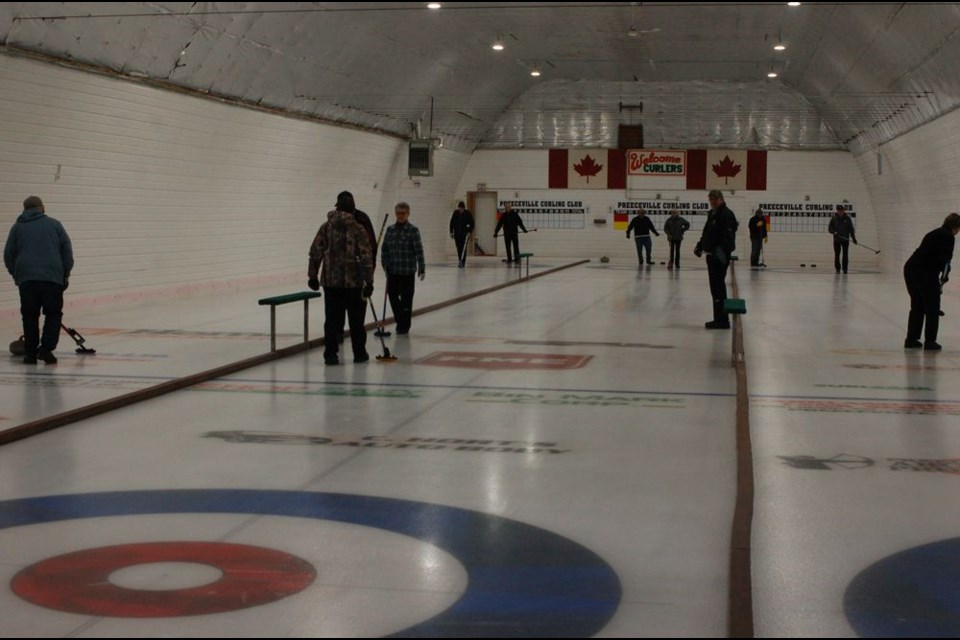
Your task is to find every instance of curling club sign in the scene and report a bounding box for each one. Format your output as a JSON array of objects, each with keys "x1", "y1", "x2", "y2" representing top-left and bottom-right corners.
[{"x1": 627, "y1": 149, "x2": 686, "y2": 177}]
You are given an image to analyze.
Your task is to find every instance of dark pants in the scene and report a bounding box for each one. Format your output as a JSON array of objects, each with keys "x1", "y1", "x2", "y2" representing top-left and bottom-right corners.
[
  {"x1": 669, "y1": 240, "x2": 682, "y2": 267},
  {"x1": 834, "y1": 239, "x2": 850, "y2": 272},
  {"x1": 706, "y1": 254, "x2": 730, "y2": 324},
  {"x1": 634, "y1": 236, "x2": 653, "y2": 265},
  {"x1": 19, "y1": 281, "x2": 64, "y2": 356},
  {"x1": 454, "y1": 234, "x2": 469, "y2": 265},
  {"x1": 324, "y1": 287, "x2": 368, "y2": 361},
  {"x1": 504, "y1": 233, "x2": 520, "y2": 262},
  {"x1": 387, "y1": 274, "x2": 416, "y2": 333},
  {"x1": 751, "y1": 237, "x2": 764, "y2": 266},
  {"x1": 904, "y1": 266, "x2": 940, "y2": 343}
]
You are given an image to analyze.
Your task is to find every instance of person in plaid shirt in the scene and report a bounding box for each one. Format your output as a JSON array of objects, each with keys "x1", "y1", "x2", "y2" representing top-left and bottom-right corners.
[{"x1": 381, "y1": 202, "x2": 425, "y2": 335}]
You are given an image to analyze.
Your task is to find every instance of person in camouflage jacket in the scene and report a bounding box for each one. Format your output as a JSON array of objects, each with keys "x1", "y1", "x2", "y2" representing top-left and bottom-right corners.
[{"x1": 308, "y1": 192, "x2": 374, "y2": 364}]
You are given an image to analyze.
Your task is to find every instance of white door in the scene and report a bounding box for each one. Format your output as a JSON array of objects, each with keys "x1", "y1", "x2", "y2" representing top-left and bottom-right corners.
[{"x1": 473, "y1": 192, "x2": 498, "y2": 256}]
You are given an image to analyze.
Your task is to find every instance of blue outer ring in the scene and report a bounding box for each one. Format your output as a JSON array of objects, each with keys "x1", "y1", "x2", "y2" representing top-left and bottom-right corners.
[
  {"x1": 0, "y1": 490, "x2": 621, "y2": 638},
  {"x1": 844, "y1": 537, "x2": 960, "y2": 637}
]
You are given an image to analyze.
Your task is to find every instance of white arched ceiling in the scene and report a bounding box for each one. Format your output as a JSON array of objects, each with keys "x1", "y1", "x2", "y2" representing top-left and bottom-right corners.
[{"x1": 1, "y1": 2, "x2": 958, "y2": 154}]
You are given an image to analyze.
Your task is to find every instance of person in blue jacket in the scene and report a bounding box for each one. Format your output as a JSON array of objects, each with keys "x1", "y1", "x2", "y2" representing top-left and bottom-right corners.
[{"x1": 4, "y1": 196, "x2": 74, "y2": 364}]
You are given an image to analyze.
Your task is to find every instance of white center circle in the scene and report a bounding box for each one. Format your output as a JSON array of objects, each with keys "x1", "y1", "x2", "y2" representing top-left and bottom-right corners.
[{"x1": 108, "y1": 562, "x2": 224, "y2": 591}]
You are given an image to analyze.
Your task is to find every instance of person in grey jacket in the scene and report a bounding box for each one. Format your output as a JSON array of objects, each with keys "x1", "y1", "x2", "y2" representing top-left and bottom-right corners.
[
  {"x1": 4, "y1": 196, "x2": 74, "y2": 364},
  {"x1": 663, "y1": 209, "x2": 691, "y2": 269}
]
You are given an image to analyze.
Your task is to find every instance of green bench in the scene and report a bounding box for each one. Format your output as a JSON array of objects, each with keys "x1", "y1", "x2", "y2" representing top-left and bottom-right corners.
[
  {"x1": 517, "y1": 252, "x2": 534, "y2": 277},
  {"x1": 258, "y1": 291, "x2": 323, "y2": 352},
  {"x1": 724, "y1": 298, "x2": 747, "y2": 315}
]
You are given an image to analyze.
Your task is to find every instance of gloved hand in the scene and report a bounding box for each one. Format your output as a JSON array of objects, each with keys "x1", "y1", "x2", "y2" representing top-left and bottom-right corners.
[
  {"x1": 419, "y1": 272, "x2": 425, "y2": 282},
  {"x1": 62, "y1": 277, "x2": 69, "y2": 291},
  {"x1": 493, "y1": 234, "x2": 498, "y2": 238},
  {"x1": 853, "y1": 239, "x2": 858, "y2": 245},
  {"x1": 362, "y1": 282, "x2": 374, "y2": 299},
  {"x1": 694, "y1": 243, "x2": 703, "y2": 258},
  {"x1": 308, "y1": 277, "x2": 320, "y2": 291}
]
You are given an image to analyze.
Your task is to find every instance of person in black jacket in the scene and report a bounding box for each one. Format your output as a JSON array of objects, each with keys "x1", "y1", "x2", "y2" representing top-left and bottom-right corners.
[
  {"x1": 828, "y1": 205, "x2": 857, "y2": 273},
  {"x1": 494, "y1": 203, "x2": 528, "y2": 265},
  {"x1": 626, "y1": 209, "x2": 660, "y2": 267},
  {"x1": 749, "y1": 208, "x2": 768, "y2": 267},
  {"x1": 449, "y1": 201, "x2": 474, "y2": 268},
  {"x1": 903, "y1": 213, "x2": 960, "y2": 350},
  {"x1": 694, "y1": 190, "x2": 739, "y2": 329}
]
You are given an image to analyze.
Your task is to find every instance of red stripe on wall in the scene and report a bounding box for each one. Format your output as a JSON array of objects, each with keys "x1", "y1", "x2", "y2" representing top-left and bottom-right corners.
[
  {"x1": 549, "y1": 149, "x2": 568, "y2": 188},
  {"x1": 687, "y1": 149, "x2": 707, "y2": 190},
  {"x1": 747, "y1": 150, "x2": 767, "y2": 190},
  {"x1": 607, "y1": 149, "x2": 626, "y2": 189}
]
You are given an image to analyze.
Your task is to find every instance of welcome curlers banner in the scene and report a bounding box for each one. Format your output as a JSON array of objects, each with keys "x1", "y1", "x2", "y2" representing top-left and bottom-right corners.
[{"x1": 548, "y1": 149, "x2": 767, "y2": 191}]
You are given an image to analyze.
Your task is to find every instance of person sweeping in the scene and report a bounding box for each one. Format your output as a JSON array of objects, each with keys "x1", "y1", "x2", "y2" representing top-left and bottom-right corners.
[{"x1": 903, "y1": 213, "x2": 960, "y2": 351}]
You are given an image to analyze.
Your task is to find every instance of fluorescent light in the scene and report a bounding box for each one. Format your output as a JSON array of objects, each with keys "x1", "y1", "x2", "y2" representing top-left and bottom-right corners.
[
  {"x1": 787, "y1": 2, "x2": 801, "y2": 6},
  {"x1": 767, "y1": 72, "x2": 779, "y2": 78},
  {"x1": 492, "y1": 37, "x2": 504, "y2": 51},
  {"x1": 427, "y1": 2, "x2": 441, "y2": 9},
  {"x1": 774, "y1": 43, "x2": 786, "y2": 51},
  {"x1": 531, "y1": 67, "x2": 541, "y2": 77}
]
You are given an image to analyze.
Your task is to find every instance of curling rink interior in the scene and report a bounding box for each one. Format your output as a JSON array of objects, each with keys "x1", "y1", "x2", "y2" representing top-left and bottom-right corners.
[{"x1": 0, "y1": 256, "x2": 956, "y2": 637}]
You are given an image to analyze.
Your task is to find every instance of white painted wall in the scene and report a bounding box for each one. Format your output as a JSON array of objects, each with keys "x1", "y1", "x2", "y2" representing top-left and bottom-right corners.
[
  {"x1": 858, "y1": 107, "x2": 960, "y2": 271},
  {"x1": 0, "y1": 55, "x2": 473, "y2": 312},
  {"x1": 456, "y1": 150, "x2": 879, "y2": 270}
]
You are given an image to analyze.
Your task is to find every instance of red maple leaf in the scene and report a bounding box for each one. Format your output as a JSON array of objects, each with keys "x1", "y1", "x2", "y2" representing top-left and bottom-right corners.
[
  {"x1": 573, "y1": 154, "x2": 604, "y2": 182},
  {"x1": 712, "y1": 155, "x2": 742, "y2": 184}
]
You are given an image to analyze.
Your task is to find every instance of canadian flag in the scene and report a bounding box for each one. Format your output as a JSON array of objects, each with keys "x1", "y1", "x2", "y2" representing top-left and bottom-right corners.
[
  {"x1": 549, "y1": 150, "x2": 627, "y2": 189},
  {"x1": 686, "y1": 150, "x2": 767, "y2": 191}
]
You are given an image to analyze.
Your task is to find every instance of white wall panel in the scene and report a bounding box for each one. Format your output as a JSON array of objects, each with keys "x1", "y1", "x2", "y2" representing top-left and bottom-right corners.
[
  {"x1": 457, "y1": 150, "x2": 878, "y2": 270},
  {"x1": 0, "y1": 55, "x2": 408, "y2": 311},
  {"x1": 857, "y1": 107, "x2": 960, "y2": 271}
]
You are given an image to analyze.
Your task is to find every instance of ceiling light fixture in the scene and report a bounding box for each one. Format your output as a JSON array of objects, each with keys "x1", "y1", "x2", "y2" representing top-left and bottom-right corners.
[
  {"x1": 427, "y1": 2, "x2": 441, "y2": 9},
  {"x1": 627, "y1": 25, "x2": 639, "y2": 37},
  {"x1": 767, "y1": 72, "x2": 779, "y2": 78},
  {"x1": 492, "y1": 36, "x2": 504, "y2": 51},
  {"x1": 531, "y1": 66, "x2": 542, "y2": 77},
  {"x1": 774, "y1": 43, "x2": 786, "y2": 51},
  {"x1": 787, "y1": 2, "x2": 801, "y2": 6}
]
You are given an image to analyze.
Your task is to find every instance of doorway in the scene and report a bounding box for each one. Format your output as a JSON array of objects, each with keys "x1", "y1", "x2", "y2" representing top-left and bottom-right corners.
[{"x1": 470, "y1": 191, "x2": 498, "y2": 256}]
